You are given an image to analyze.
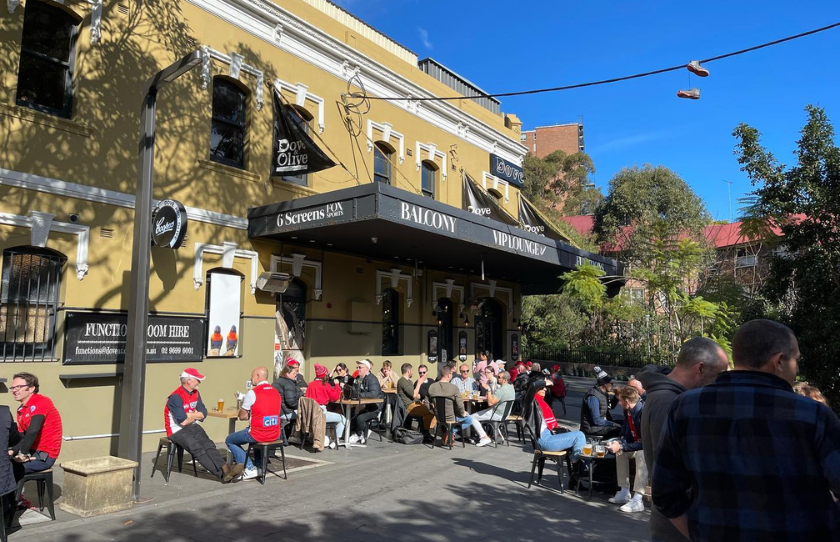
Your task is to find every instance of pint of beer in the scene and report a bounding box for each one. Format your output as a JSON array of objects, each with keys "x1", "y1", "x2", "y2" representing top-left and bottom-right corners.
[
  {"x1": 217, "y1": 399, "x2": 225, "y2": 411},
  {"x1": 583, "y1": 443, "x2": 593, "y2": 456},
  {"x1": 595, "y1": 444, "x2": 606, "y2": 457}
]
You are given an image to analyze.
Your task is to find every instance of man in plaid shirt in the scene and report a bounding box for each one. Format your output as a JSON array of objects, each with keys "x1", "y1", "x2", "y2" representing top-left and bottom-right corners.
[{"x1": 652, "y1": 319, "x2": 840, "y2": 541}]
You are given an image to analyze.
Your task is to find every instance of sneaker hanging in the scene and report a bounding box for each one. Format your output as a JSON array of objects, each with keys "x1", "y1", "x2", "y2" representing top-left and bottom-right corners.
[
  {"x1": 677, "y1": 88, "x2": 701, "y2": 100},
  {"x1": 686, "y1": 60, "x2": 709, "y2": 77}
]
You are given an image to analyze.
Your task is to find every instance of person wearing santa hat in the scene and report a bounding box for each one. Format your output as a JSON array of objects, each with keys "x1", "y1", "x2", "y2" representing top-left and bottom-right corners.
[
  {"x1": 163, "y1": 368, "x2": 243, "y2": 483},
  {"x1": 305, "y1": 363, "x2": 346, "y2": 448}
]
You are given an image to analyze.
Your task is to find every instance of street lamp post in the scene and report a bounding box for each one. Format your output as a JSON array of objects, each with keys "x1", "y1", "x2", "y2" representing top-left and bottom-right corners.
[{"x1": 118, "y1": 51, "x2": 202, "y2": 500}]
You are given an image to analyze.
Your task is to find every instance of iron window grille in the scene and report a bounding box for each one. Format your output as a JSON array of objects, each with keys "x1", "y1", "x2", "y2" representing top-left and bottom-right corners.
[
  {"x1": 210, "y1": 77, "x2": 248, "y2": 168},
  {"x1": 1, "y1": 247, "x2": 65, "y2": 362},
  {"x1": 421, "y1": 161, "x2": 436, "y2": 199},
  {"x1": 373, "y1": 143, "x2": 392, "y2": 185},
  {"x1": 381, "y1": 288, "x2": 400, "y2": 356},
  {"x1": 16, "y1": 0, "x2": 80, "y2": 119}
]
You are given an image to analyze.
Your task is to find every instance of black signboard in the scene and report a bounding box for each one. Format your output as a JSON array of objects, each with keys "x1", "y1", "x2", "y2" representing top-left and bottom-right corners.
[
  {"x1": 462, "y1": 175, "x2": 518, "y2": 226},
  {"x1": 64, "y1": 312, "x2": 204, "y2": 365},
  {"x1": 151, "y1": 199, "x2": 188, "y2": 249},
  {"x1": 489, "y1": 154, "x2": 524, "y2": 187},
  {"x1": 271, "y1": 90, "x2": 336, "y2": 177},
  {"x1": 518, "y1": 195, "x2": 568, "y2": 242}
]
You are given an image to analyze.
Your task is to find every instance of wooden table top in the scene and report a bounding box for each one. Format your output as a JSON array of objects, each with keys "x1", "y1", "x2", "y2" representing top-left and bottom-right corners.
[
  {"x1": 338, "y1": 398, "x2": 384, "y2": 405},
  {"x1": 207, "y1": 409, "x2": 239, "y2": 419},
  {"x1": 383, "y1": 389, "x2": 397, "y2": 394}
]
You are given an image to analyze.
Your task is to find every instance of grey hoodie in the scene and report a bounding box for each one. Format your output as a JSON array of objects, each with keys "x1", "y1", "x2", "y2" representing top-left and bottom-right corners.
[{"x1": 636, "y1": 365, "x2": 690, "y2": 542}]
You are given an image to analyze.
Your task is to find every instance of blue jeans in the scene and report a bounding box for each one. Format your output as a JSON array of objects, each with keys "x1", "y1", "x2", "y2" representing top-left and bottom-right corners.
[
  {"x1": 225, "y1": 428, "x2": 259, "y2": 470},
  {"x1": 322, "y1": 407, "x2": 346, "y2": 439},
  {"x1": 23, "y1": 456, "x2": 55, "y2": 474},
  {"x1": 538, "y1": 428, "x2": 586, "y2": 460},
  {"x1": 456, "y1": 414, "x2": 474, "y2": 432}
]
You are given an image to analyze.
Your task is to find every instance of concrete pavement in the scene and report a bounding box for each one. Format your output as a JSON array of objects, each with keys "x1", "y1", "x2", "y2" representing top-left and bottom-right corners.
[{"x1": 11, "y1": 376, "x2": 652, "y2": 541}]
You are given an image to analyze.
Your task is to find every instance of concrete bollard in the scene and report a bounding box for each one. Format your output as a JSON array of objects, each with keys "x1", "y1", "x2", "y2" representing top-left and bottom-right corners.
[{"x1": 59, "y1": 456, "x2": 138, "y2": 517}]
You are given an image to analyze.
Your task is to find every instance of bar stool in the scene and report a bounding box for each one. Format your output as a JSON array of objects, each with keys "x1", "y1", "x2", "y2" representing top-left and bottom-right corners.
[
  {"x1": 245, "y1": 440, "x2": 287, "y2": 485},
  {"x1": 151, "y1": 437, "x2": 198, "y2": 482}
]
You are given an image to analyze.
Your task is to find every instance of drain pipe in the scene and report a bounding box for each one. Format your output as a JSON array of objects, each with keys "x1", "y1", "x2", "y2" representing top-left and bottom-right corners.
[{"x1": 63, "y1": 429, "x2": 165, "y2": 441}]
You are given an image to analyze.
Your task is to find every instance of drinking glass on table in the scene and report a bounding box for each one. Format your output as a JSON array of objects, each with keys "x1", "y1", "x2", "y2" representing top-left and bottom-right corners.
[
  {"x1": 595, "y1": 444, "x2": 605, "y2": 457},
  {"x1": 217, "y1": 399, "x2": 224, "y2": 411},
  {"x1": 582, "y1": 439, "x2": 593, "y2": 456}
]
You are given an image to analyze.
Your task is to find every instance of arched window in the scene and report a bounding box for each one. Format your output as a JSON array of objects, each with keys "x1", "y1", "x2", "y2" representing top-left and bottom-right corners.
[
  {"x1": 281, "y1": 106, "x2": 313, "y2": 186},
  {"x1": 16, "y1": 0, "x2": 81, "y2": 119},
  {"x1": 381, "y1": 288, "x2": 399, "y2": 356},
  {"x1": 373, "y1": 142, "x2": 394, "y2": 184},
  {"x1": 1, "y1": 246, "x2": 66, "y2": 361},
  {"x1": 210, "y1": 77, "x2": 248, "y2": 168},
  {"x1": 421, "y1": 161, "x2": 437, "y2": 199},
  {"x1": 279, "y1": 278, "x2": 307, "y2": 354}
]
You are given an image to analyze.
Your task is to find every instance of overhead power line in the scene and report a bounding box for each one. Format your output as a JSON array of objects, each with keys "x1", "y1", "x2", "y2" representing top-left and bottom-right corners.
[{"x1": 365, "y1": 21, "x2": 840, "y2": 102}]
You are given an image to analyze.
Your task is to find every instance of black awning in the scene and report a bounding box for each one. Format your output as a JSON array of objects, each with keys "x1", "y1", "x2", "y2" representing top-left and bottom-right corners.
[{"x1": 247, "y1": 183, "x2": 622, "y2": 295}]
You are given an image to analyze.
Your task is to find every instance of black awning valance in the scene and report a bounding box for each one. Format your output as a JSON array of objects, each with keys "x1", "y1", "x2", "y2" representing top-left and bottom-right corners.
[{"x1": 247, "y1": 183, "x2": 622, "y2": 295}]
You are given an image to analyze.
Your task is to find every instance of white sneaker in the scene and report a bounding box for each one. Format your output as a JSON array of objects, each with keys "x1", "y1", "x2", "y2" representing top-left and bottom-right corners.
[
  {"x1": 609, "y1": 489, "x2": 630, "y2": 504},
  {"x1": 324, "y1": 435, "x2": 331, "y2": 447},
  {"x1": 476, "y1": 437, "x2": 493, "y2": 447},
  {"x1": 619, "y1": 498, "x2": 645, "y2": 513},
  {"x1": 348, "y1": 434, "x2": 361, "y2": 444},
  {"x1": 240, "y1": 468, "x2": 259, "y2": 481}
]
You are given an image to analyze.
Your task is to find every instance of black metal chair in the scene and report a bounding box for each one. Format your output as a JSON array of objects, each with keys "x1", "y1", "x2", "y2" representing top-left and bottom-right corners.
[
  {"x1": 431, "y1": 396, "x2": 464, "y2": 450},
  {"x1": 14, "y1": 469, "x2": 55, "y2": 520},
  {"x1": 151, "y1": 437, "x2": 197, "y2": 482},
  {"x1": 480, "y1": 400, "x2": 514, "y2": 448},
  {"x1": 245, "y1": 439, "x2": 287, "y2": 485},
  {"x1": 523, "y1": 412, "x2": 574, "y2": 493}
]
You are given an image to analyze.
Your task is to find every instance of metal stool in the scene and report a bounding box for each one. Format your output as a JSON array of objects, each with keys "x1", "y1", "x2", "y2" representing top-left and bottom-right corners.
[
  {"x1": 245, "y1": 440, "x2": 287, "y2": 485},
  {"x1": 151, "y1": 437, "x2": 198, "y2": 482},
  {"x1": 15, "y1": 469, "x2": 55, "y2": 521}
]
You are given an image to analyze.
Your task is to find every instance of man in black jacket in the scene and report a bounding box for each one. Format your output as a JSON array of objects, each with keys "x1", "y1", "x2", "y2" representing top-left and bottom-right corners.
[
  {"x1": 580, "y1": 366, "x2": 621, "y2": 439},
  {"x1": 636, "y1": 337, "x2": 728, "y2": 542},
  {"x1": 349, "y1": 359, "x2": 384, "y2": 443}
]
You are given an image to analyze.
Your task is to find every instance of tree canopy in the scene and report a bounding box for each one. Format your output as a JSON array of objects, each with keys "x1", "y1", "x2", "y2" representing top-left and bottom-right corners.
[{"x1": 735, "y1": 105, "x2": 840, "y2": 404}]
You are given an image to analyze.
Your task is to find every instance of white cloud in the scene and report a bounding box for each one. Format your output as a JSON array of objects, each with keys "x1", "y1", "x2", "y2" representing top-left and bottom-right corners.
[{"x1": 417, "y1": 27, "x2": 433, "y2": 50}]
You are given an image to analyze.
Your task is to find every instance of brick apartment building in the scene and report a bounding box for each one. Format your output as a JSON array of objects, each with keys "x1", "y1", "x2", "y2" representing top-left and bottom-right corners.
[{"x1": 520, "y1": 122, "x2": 585, "y2": 158}]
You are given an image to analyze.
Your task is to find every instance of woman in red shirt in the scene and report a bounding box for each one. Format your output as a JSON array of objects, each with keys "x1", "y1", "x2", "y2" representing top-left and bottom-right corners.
[{"x1": 305, "y1": 363, "x2": 345, "y2": 446}]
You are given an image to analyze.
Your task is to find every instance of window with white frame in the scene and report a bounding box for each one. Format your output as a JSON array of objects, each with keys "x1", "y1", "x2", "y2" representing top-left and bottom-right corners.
[
  {"x1": 210, "y1": 77, "x2": 248, "y2": 168},
  {"x1": 421, "y1": 161, "x2": 437, "y2": 199},
  {"x1": 373, "y1": 142, "x2": 393, "y2": 184}
]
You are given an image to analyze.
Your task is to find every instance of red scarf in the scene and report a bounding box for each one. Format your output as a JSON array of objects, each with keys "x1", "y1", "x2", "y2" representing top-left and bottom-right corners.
[
  {"x1": 536, "y1": 393, "x2": 558, "y2": 431},
  {"x1": 625, "y1": 409, "x2": 640, "y2": 441}
]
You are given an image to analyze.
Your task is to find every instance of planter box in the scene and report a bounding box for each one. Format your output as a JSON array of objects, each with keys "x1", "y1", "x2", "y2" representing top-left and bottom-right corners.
[{"x1": 60, "y1": 456, "x2": 138, "y2": 517}]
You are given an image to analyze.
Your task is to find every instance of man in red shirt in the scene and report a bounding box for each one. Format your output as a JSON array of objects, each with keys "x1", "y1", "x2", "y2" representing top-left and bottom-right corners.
[
  {"x1": 164, "y1": 368, "x2": 242, "y2": 483},
  {"x1": 9, "y1": 372, "x2": 61, "y2": 475},
  {"x1": 225, "y1": 367, "x2": 282, "y2": 481}
]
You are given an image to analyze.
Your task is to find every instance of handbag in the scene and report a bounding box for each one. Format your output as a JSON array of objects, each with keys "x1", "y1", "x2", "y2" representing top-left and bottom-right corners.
[{"x1": 393, "y1": 427, "x2": 423, "y2": 445}]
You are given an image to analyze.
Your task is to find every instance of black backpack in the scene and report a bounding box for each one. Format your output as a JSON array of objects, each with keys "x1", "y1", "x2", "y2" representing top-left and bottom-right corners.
[{"x1": 393, "y1": 427, "x2": 423, "y2": 445}]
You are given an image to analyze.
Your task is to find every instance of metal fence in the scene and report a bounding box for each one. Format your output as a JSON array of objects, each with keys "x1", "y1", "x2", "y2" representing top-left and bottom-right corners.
[{"x1": 527, "y1": 346, "x2": 674, "y2": 370}]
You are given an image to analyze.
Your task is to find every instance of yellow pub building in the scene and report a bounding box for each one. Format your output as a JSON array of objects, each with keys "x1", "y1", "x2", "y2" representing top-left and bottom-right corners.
[{"x1": 0, "y1": 0, "x2": 619, "y2": 461}]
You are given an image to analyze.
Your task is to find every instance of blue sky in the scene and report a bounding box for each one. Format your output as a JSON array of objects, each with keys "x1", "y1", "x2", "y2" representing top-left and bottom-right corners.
[{"x1": 333, "y1": 0, "x2": 840, "y2": 221}]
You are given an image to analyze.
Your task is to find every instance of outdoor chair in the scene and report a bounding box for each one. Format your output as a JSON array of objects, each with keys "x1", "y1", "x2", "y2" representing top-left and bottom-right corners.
[
  {"x1": 431, "y1": 396, "x2": 464, "y2": 450},
  {"x1": 245, "y1": 439, "x2": 287, "y2": 485},
  {"x1": 480, "y1": 400, "x2": 514, "y2": 448},
  {"x1": 14, "y1": 469, "x2": 56, "y2": 520},
  {"x1": 150, "y1": 437, "x2": 197, "y2": 482},
  {"x1": 505, "y1": 398, "x2": 526, "y2": 444},
  {"x1": 524, "y1": 411, "x2": 573, "y2": 493}
]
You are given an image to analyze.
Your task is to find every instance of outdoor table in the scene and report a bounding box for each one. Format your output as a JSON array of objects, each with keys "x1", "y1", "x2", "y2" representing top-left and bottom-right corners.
[
  {"x1": 338, "y1": 398, "x2": 384, "y2": 450},
  {"x1": 207, "y1": 408, "x2": 240, "y2": 462},
  {"x1": 382, "y1": 388, "x2": 397, "y2": 425},
  {"x1": 576, "y1": 451, "x2": 616, "y2": 500}
]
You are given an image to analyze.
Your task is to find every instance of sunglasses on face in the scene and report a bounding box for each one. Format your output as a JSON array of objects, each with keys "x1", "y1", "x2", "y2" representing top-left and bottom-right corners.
[{"x1": 419, "y1": 371, "x2": 427, "y2": 375}]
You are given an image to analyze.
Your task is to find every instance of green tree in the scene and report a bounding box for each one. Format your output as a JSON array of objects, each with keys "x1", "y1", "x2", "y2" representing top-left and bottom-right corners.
[
  {"x1": 522, "y1": 150, "x2": 601, "y2": 215},
  {"x1": 734, "y1": 105, "x2": 840, "y2": 404}
]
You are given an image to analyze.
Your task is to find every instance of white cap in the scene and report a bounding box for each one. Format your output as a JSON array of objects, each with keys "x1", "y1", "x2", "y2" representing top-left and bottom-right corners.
[{"x1": 357, "y1": 359, "x2": 372, "y2": 370}]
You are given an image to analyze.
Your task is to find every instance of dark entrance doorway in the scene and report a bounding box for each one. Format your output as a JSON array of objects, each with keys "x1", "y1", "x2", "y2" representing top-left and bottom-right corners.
[{"x1": 474, "y1": 297, "x2": 503, "y2": 361}]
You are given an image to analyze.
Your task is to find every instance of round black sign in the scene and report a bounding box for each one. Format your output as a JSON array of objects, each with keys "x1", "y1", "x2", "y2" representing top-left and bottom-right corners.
[{"x1": 151, "y1": 199, "x2": 187, "y2": 249}]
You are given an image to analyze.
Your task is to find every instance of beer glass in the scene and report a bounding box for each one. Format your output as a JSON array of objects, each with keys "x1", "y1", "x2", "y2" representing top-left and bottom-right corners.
[
  {"x1": 582, "y1": 440, "x2": 593, "y2": 456},
  {"x1": 595, "y1": 444, "x2": 605, "y2": 457},
  {"x1": 217, "y1": 399, "x2": 225, "y2": 411}
]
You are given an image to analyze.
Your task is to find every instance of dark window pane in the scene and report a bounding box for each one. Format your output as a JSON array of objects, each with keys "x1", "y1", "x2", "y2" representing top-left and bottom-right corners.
[
  {"x1": 212, "y1": 80, "x2": 246, "y2": 125},
  {"x1": 210, "y1": 122, "x2": 244, "y2": 166},
  {"x1": 21, "y1": 3, "x2": 74, "y2": 60},
  {"x1": 16, "y1": 55, "x2": 67, "y2": 113},
  {"x1": 374, "y1": 145, "x2": 391, "y2": 184},
  {"x1": 382, "y1": 289, "x2": 399, "y2": 355},
  {"x1": 422, "y1": 164, "x2": 435, "y2": 198}
]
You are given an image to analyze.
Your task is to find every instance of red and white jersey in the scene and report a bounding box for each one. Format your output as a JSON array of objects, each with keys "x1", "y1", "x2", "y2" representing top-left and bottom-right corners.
[
  {"x1": 17, "y1": 394, "x2": 62, "y2": 459},
  {"x1": 247, "y1": 382, "x2": 282, "y2": 442},
  {"x1": 163, "y1": 386, "x2": 201, "y2": 437}
]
